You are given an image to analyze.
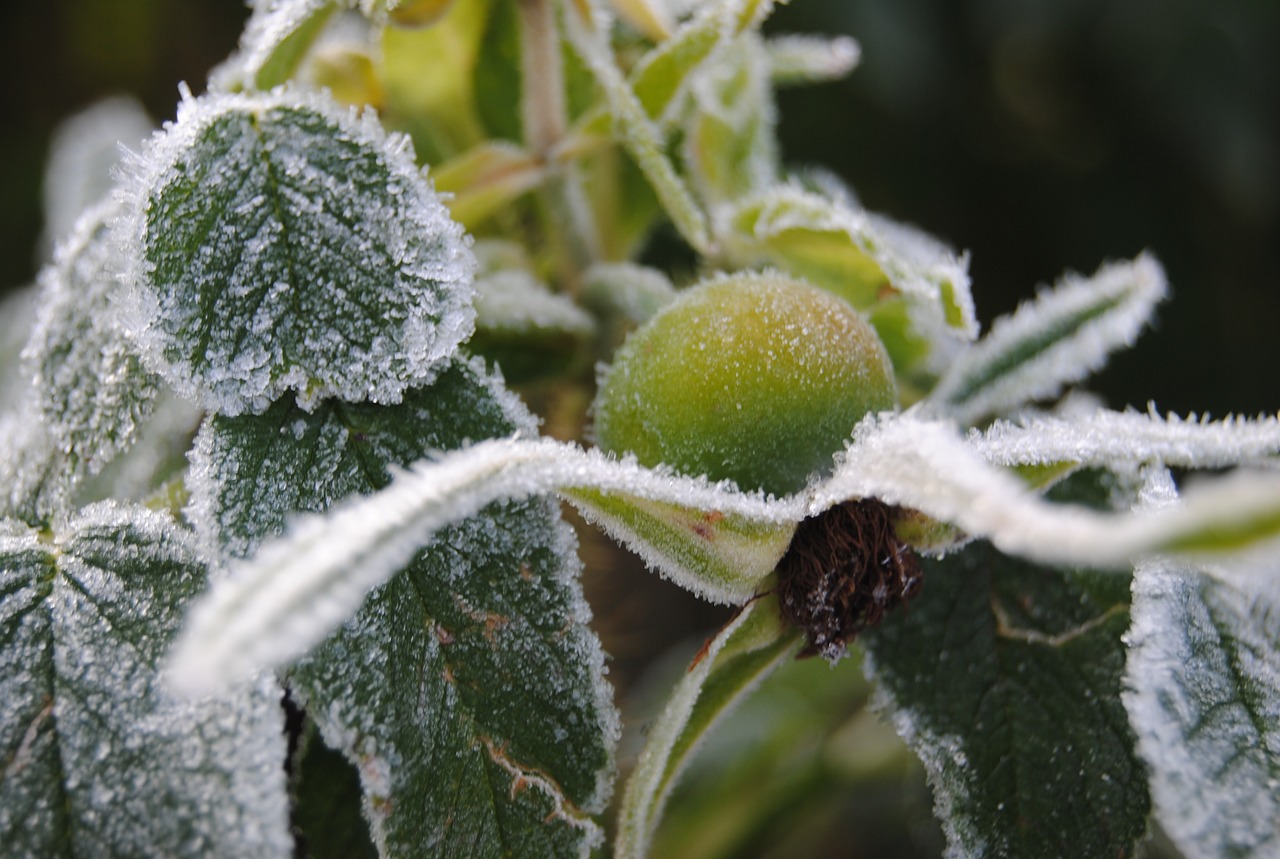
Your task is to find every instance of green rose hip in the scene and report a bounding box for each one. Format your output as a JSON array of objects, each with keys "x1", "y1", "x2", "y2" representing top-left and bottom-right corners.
[{"x1": 592, "y1": 271, "x2": 897, "y2": 496}]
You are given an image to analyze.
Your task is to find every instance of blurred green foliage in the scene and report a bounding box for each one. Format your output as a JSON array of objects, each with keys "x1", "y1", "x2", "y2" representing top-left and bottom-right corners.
[{"x1": 3, "y1": 0, "x2": 1276, "y2": 412}]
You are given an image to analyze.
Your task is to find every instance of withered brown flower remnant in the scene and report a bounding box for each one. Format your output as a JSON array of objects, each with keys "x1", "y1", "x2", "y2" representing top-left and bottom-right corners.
[{"x1": 776, "y1": 499, "x2": 923, "y2": 660}]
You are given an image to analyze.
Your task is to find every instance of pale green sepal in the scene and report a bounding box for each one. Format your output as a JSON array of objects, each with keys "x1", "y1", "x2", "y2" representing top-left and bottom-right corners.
[
  {"x1": 974, "y1": 407, "x2": 1280, "y2": 474},
  {"x1": 821, "y1": 414, "x2": 1280, "y2": 572},
  {"x1": 210, "y1": 0, "x2": 341, "y2": 93},
  {"x1": 766, "y1": 34, "x2": 861, "y2": 86},
  {"x1": 561, "y1": 0, "x2": 714, "y2": 255},
  {"x1": 926, "y1": 254, "x2": 1167, "y2": 425},
  {"x1": 724, "y1": 185, "x2": 976, "y2": 376},
  {"x1": 169, "y1": 435, "x2": 801, "y2": 696},
  {"x1": 614, "y1": 595, "x2": 802, "y2": 859},
  {"x1": 433, "y1": 141, "x2": 547, "y2": 228},
  {"x1": 564, "y1": 486, "x2": 795, "y2": 604}
]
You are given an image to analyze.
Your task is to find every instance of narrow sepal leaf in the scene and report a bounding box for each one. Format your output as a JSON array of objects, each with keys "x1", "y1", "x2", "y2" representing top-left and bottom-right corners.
[
  {"x1": 615, "y1": 596, "x2": 802, "y2": 859},
  {"x1": 819, "y1": 414, "x2": 1280, "y2": 570},
  {"x1": 974, "y1": 407, "x2": 1280, "y2": 474},
  {"x1": 724, "y1": 186, "x2": 976, "y2": 375},
  {"x1": 183, "y1": 357, "x2": 618, "y2": 856},
  {"x1": 926, "y1": 254, "x2": 1168, "y2": 425},
  {"x1": 173, "y1": 428, "x2": 801, "y2": 694},
  {"x1": 24, "y1": 200, "x2": 158, "y2": 483},
  {"x1": 122, "y1": 85, "x2": 475, "y2": 415},
  {"x1": 865, "y1": 542, "x2": 1149, "y2": 858},
  {"x1": 0, "y1": 505, "x2": 292, "y2": 858}
]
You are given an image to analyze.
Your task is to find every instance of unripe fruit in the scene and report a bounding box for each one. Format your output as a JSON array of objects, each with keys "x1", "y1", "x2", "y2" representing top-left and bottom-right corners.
[{"x1": 592, "y1": 272, "x2": 896, "y2": 496}]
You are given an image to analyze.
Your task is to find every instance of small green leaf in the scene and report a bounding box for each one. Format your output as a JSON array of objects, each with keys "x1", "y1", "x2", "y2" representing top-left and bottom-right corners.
[
  {"x1": 25, "y1": 200, "x2": 158, "y2": 484},
  {"x1": 1124, "y1": 558, "x2": 1280, "y2": 858},
  {"x1": 188, "y1": 356, "x2": 618, "y2": 857},
  {"x1": 615, "y1": 595, "x2": 802, "y2": 859},
  {"x1": 0, "y1": 506, "x2": 292, "y2": 857},
  {"x1": 864, "y1": 542, "x2": 1149, "y2": 858},
  {"x1": 124, "y1": 86, "x2": 475, "y2": 416}
]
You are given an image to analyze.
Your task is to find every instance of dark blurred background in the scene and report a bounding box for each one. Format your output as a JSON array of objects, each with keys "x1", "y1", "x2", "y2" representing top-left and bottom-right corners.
[{"x1": 2, "y1": 0, "x2": 1277, "y2": 418}]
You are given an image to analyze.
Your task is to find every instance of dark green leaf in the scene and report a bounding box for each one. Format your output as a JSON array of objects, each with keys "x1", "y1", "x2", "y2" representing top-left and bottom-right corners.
[
  {"x1": 190, "y1": 356, "x2": 617, "y2": 857},
  {"x1": 864, "y1": 542, "x2": 1149, "y2": 858}
]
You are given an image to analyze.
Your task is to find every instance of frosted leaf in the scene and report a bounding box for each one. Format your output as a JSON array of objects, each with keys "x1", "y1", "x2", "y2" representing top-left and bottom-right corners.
[
  {"x1": 926, "y1": 254, "x2": 1168, "y2": 425},
  {"x1": 724, "y1": 184, "x2": 977, "y2": 376},
  {"x1": 0, "y1": 406, "x2": 71, "y2": 527},
  {"x1": 683, "y1": 31, "x2": 778, "y2": 203},
  {"x1": 615, "y1": 597, "x2": 800, "y2": 859},
  {"x1": 766, "y1": 33, "x2": 861, "y2": 86},
  {"x1": 1125, "y1": 555, "x2": 1280, "y2": 858},
  {"x1": 0, "y1": 287, "x2": 38, "y2": 413},
  {"x1": 210, "y1": 0, "x2": 345, "y2": 93},
  {"x1": 974, "y1": 406, "x2": 1280, "y2": 474},
  {"x1": 40, "y1": 95, "x2": 151, "y2": 254},
  {"x1": 581, "y1": 261, "x2": 676, "y2": 324},
  {"x1": 73, "y1": 391, "x2": 203, "y2": 508},
  {"x1": 471, "y1": 270, "x2": 595, "y2": 382},
  {"x1": 864, "y1": 541, "x2": 1149, "y2": 858},
  {"x1": 172, "y1": 423, "x2": 800, "y2": 696},
  {"x1": 474, "y1": 270, "x2": 594, "y2": 336},
  {"x1": 24, "y1": 199, "x2": 159, "y2": 483},
  {"x1": 1120, "y1": 469, "x2": 1280, "y2": 858},
  {"x1": 119, "y1": 85, "x2": 475, "y2": 415},
  {"x1": 818, "y1": 413, "x2": 1280, "y2": 571},
  {"x1": 561, "y1": 0, "x2": 714, "y2": 254},
  {"x1": 182, "y1": 356, "x2": 618, "y2": 855},
  {"x1": 0, "y1": 504, "x2": 291, "y2": 858}
]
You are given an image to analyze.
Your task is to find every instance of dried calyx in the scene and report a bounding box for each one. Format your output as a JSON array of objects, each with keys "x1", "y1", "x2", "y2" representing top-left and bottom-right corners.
[{"x1": 774, "y1": 498, "x2": 922, "y2": 661}]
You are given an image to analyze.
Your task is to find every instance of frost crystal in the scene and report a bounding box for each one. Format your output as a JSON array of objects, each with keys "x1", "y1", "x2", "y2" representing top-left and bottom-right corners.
[{"x1": 119, "y1": 85, "x2": 475, "y2": 416}]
